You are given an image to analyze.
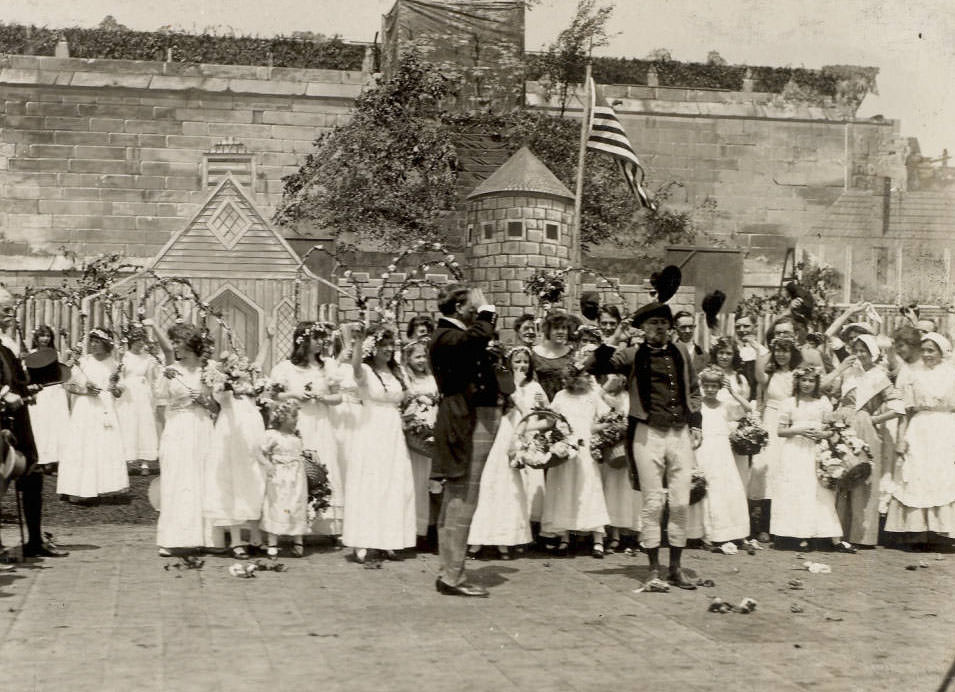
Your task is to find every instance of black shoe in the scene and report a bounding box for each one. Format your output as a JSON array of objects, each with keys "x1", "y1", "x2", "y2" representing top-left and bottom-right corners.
[
  {"x1": 23, "y1": 543, "x2": 69, "y2": 558},
  {"x1": 667, "y1": 569, "x2": 697, "y2": 590},
  {"x1": 435, "y1": 578, "x2": 489, "y2": 597}
]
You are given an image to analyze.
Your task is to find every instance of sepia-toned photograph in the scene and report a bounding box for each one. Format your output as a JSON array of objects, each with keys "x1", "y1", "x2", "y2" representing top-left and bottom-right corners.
[{"x1": 0, "y1": 1, "x2": 952, "y2": 689}]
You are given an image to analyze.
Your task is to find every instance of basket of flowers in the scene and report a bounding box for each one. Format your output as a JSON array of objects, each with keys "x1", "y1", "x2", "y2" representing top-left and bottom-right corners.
[
  {"x1": 400, "y1": 391, "x2": 439, "y2": 458},
  {"x1": 729, "y1": 413, "x2": 770, "y2": 456},
  {"x1": 815, "y1": 414, "x2": 873, "y2": 489},
  {"x1": 302, "y1": 449, "x2": 332, "y2": 524},
  {"x1": 590, "y1": 410, "x2": 628, "y2": 468},
  {"x1": 508, "y1": 408, "x2": 579, "y2": 470},
  {"x1": 689, "y1": 469, "x2": 708, "y2": 505}
]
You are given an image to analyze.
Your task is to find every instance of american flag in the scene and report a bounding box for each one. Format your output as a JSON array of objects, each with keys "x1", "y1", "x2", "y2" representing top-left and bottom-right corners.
[{"x1": 586, "y1": 78, "x2": 654, "y2": 209}]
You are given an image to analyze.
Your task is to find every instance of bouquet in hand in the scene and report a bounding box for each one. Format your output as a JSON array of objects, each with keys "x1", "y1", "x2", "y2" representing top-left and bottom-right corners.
[
  {"x1": 303, "y1": 449, "x2": 332, "y2": 524},
  {"x1": 729, "y1": 413, "x2": 770, "y2": 456},
  {"x1": 590, "y1": 410, "x2": 628, "y2": 464},
  {"x1": 400, "y1": 392, "x2": 439, "y2": 456},
  {"x1": 815, "y1": 413, "x2": 873, "y2": 489},
  {"x1": 508, "y1": 408, "x2": 579, "y2": 470}
]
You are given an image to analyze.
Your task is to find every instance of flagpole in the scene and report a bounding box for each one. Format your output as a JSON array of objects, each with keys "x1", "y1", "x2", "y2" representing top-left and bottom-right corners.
[{"x1": 570, "y1": 60, "x2": 591, "y2": 309}]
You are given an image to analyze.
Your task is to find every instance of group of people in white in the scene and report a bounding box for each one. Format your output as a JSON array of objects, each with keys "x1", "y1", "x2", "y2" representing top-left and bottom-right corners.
[{"x1": 18, "y1": 293, "x2": 955, "y2": 568}]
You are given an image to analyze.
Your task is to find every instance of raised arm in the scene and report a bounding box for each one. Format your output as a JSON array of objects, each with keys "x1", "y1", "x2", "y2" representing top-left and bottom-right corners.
[
  {"x1": 144, "y1": 317, "x2": 175, "y2": 365},
  {"x1": 252, "y1": 322, "x2": 276, "y2": 371}
]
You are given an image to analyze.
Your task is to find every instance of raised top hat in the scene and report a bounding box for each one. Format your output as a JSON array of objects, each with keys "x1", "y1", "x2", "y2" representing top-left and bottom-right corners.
[{"x1": 649, "y1": 265, "x2": 681, "y2": 303}]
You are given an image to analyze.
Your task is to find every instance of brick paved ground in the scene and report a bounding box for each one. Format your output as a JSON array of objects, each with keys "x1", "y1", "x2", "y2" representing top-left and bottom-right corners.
[{"x1": 0, "y1": 525, "x2": 952, "y2": 692}]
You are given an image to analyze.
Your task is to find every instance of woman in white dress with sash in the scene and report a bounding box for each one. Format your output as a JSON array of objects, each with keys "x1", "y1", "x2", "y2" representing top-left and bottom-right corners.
[
  {"x1": 154, "y1": 325, "x2": 218, "y2": 555},
  {"x1": 342, "y1": 325, "x2": 416, "y2": 563}
]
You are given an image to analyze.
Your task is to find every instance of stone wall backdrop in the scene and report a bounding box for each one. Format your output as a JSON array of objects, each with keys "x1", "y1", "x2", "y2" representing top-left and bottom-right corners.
[{"x1": 0, "y1": 54, "x2": 364, "y2": 268}]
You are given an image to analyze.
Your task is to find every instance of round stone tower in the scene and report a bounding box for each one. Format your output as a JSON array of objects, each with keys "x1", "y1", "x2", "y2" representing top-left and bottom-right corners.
[{"x1": 464, "y1": 146, "x2": 575, "y2": 338}]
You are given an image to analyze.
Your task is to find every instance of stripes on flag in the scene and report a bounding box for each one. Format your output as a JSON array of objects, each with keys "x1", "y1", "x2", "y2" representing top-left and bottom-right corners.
[{"x1": 586, "y1": 78, "x2": 655, "y2": 210}]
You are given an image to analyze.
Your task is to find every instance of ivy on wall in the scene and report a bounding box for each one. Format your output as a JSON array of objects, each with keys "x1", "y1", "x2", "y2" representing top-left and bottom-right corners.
[
  {"x1": 526, "y1": 53, "x2": 862, "y2": 99},
  {"x1": 0, "y1": 23, "x2": 365, "y2": 70}
]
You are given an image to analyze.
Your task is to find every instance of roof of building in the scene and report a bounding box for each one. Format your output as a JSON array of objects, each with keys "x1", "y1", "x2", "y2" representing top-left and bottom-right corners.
[
  {"x1": 466, "y1": 146, "x2": 574, "y2": 201},
  {"x1": 811, "y1": 187, "x2": 955, "y2": 239}
]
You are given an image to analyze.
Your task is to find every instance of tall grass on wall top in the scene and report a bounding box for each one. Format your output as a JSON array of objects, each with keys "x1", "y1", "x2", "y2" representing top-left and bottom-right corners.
[{"x1": 0, "y1": 23, "x2": 365, "y2": 70}]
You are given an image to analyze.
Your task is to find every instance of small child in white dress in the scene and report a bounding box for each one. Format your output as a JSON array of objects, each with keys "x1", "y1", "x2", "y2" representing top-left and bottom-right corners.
[
  {"x1": 259, "y1": 401, "x2": 308, "y2": 558},
  {"x1": 541, "y1": 370, "x2": 611, "y2": 558},
  {"x1": 771, "y1": 367, "x2": 856, "y2": 552},
  {"x1": 689, "y1": 367, "x2": 752, "y2": 546},
  {"x1": 467, "y1": 346, "x2": 543, "y2": 559},
  {"x1": 599, "y1": 374, "x2": 642, "y2": 552}
]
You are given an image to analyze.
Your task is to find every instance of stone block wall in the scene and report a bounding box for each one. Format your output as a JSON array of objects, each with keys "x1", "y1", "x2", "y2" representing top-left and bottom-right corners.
[
  {"x1": 529, "y1": 82, "x2": 905, "y2": 288},
  {"x1": 465, "y1": 192, "x2": 573, "y2": 333},
  {"x1": 0, "y1": 54, "x2": 365, "y2": 265}
]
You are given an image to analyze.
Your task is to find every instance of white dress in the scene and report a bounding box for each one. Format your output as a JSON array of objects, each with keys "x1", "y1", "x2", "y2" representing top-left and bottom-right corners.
[
  {"x1": 259, "y1": 429, "x2": 308, "y2": 536},
  {"x1": 405, "y1": 371, "x2": 438, "y2": 535},
  {"x1": 750, "y1": 370, "x2": 793, "y2": 500},
  {"x1": 541, "y1": 389, "x2": 610, "y2": 535},
  {"x1": 342, "y1": 364, "x2": 416, "y2": 550},
  {"x1": 28, "y1": 372, "x2": 70, "y2": 465},
  {"x1": 718, "y1": 374, "x2": 751, "y2": 486},
  {"x1": 693, "y1": 400, "x2": 750, "y2": 542},
  {"x1": 885, "y1": 362, "x2": 955, "y2": 535},
  {"x1": 116, "y1": 350, "x2": 159, "y2": 461},
  {"x1": 770, "y1": 396, "x2": 842, "y2": 538},
  {"x1": 269, "y1": 359, "x2": 343, "y2": 536},
  {"x1": 203, "y1": 387, "x2": 266, "y2": 527},
  {"x1": 155, "y1": 365, "x2": 214, "y2": 548},
  {"x1": 467, "y1": 381, "x2": 539, "y2": 547},
  {"x1": 328, "y1": 359, "x2": 361, "y2": 488},
  {"x1": 600, "y1": 390, "x2": 642, "y2": 532},
  {"x1": 57, "y1": 355, "x2": 129, "y2": 498}
]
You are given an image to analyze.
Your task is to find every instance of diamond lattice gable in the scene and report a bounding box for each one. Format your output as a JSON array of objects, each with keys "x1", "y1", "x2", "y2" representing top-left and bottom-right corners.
[{"x1": 150, "y1": 174, "x2": 306, "y2": 279}]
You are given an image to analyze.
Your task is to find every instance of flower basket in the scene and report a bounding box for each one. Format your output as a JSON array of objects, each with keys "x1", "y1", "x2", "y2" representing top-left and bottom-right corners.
[
  {"x1": 689, "y1": 469, "x2": 707, "y2": 505},
  {"x1": 591, "y1": 410, "x2": 628, "y2": 468},
  {"x1": 729, "y1": 414, "x2": 770, "y2": 456},
  {"x1": 815, "y1": 418, "x2": 874, "y2": 490},
  {"x1": 603, "y1": 441, "x2": 629, "y2": 469},
  {"x1": 508, "y1": 408, "x2": 578, "y2": 470},
  {"x1": 302, "y1": 449, "x2": 329, "y2": 497},
  {"x1": 405, "y1": 431, "x2": 434, "y2": 458}
]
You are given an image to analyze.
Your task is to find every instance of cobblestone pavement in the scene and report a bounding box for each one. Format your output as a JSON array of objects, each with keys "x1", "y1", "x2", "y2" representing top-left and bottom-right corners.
[{"x1": 0, "y1": 525, "x2": 952, "y2": 692}]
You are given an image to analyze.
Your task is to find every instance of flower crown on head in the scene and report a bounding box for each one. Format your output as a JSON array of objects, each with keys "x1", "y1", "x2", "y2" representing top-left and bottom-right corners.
[
  {"x1": 505, "y1": 345, "x2": 532, "y2": 361},
  {"x1": 88, "y1": 327, "x2": 113, "y2": 344},
  {"x1": 294, "y1": 322, "x2": 335, "y2": 346},
  {"x1": 699, "y1": 365, "x2": 725, "y2": 384},
  {"x1": 770, "y1": 334, "x2": 796, "y2": 350},
  {"x1": 361, "y1": 323, "x2": 394, "y2": 359},
  {"x1": 269, "y1": 399, "x2": 300, "y2": 428},
  {"x1": 792, "y1": 365, "x2": 820, "y2": 380}
]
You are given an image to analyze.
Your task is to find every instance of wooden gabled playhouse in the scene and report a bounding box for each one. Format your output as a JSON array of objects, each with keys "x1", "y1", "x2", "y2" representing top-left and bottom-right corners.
[{"x1": 144, "y1": 173, "x2": 329, "y2": 369}]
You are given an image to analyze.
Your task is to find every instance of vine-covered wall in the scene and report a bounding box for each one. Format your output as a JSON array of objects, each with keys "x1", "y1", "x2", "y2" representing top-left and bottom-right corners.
[{"x1": 0, "y1": 23, "x2": 365, "y2": 70}]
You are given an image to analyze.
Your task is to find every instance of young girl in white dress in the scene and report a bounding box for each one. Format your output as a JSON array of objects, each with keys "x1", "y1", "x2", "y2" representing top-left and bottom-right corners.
[
  {"x1": 751, "y1": 336, "x2": 802, "y2": 542},
  {"x1": 203, "y1": 337, "x2": 272, "y2": 559},
  {"x1": 154, "y1": 325, "x2": 218, "y2": 555},
  {"x1": 541, "y1": 369, "x2": 611, "y2": 558},
  {"x1": 467, "y1": 346, "x2": 542, "y2": 559},
  {"x1": 771, "y1": 367, "x2": 856, "y2": 552},
  {"x1": 690, "y1": 367, "x2": 752, "y2": 545},
  {"x1": 270, "y1": 322, "x2": 343, "y2": 538},
  {"x1": 26, "y1": 325, "x2": 70, "y2": 472},
  {"x1": 259, "y1": 401, "x2": 308, "y2": 558},
  {"x1": 402, "y1": 338, "x2": 439, "y2": 538},
  {"x1": 57, "y1": 328, "x2": 129, "y2": 501},
  {"x1": 116, "y1": 325, "x2": 159, "y2": 475},
  {"x1": 343, "y1": 325, "x2": 416, "y2": 564},
  {"x1": 599, "y1": 374, "x2": 642, "y2": 552},
  {"x1": 710, "y1": 336, "x2": 753, "y2": 486}
]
